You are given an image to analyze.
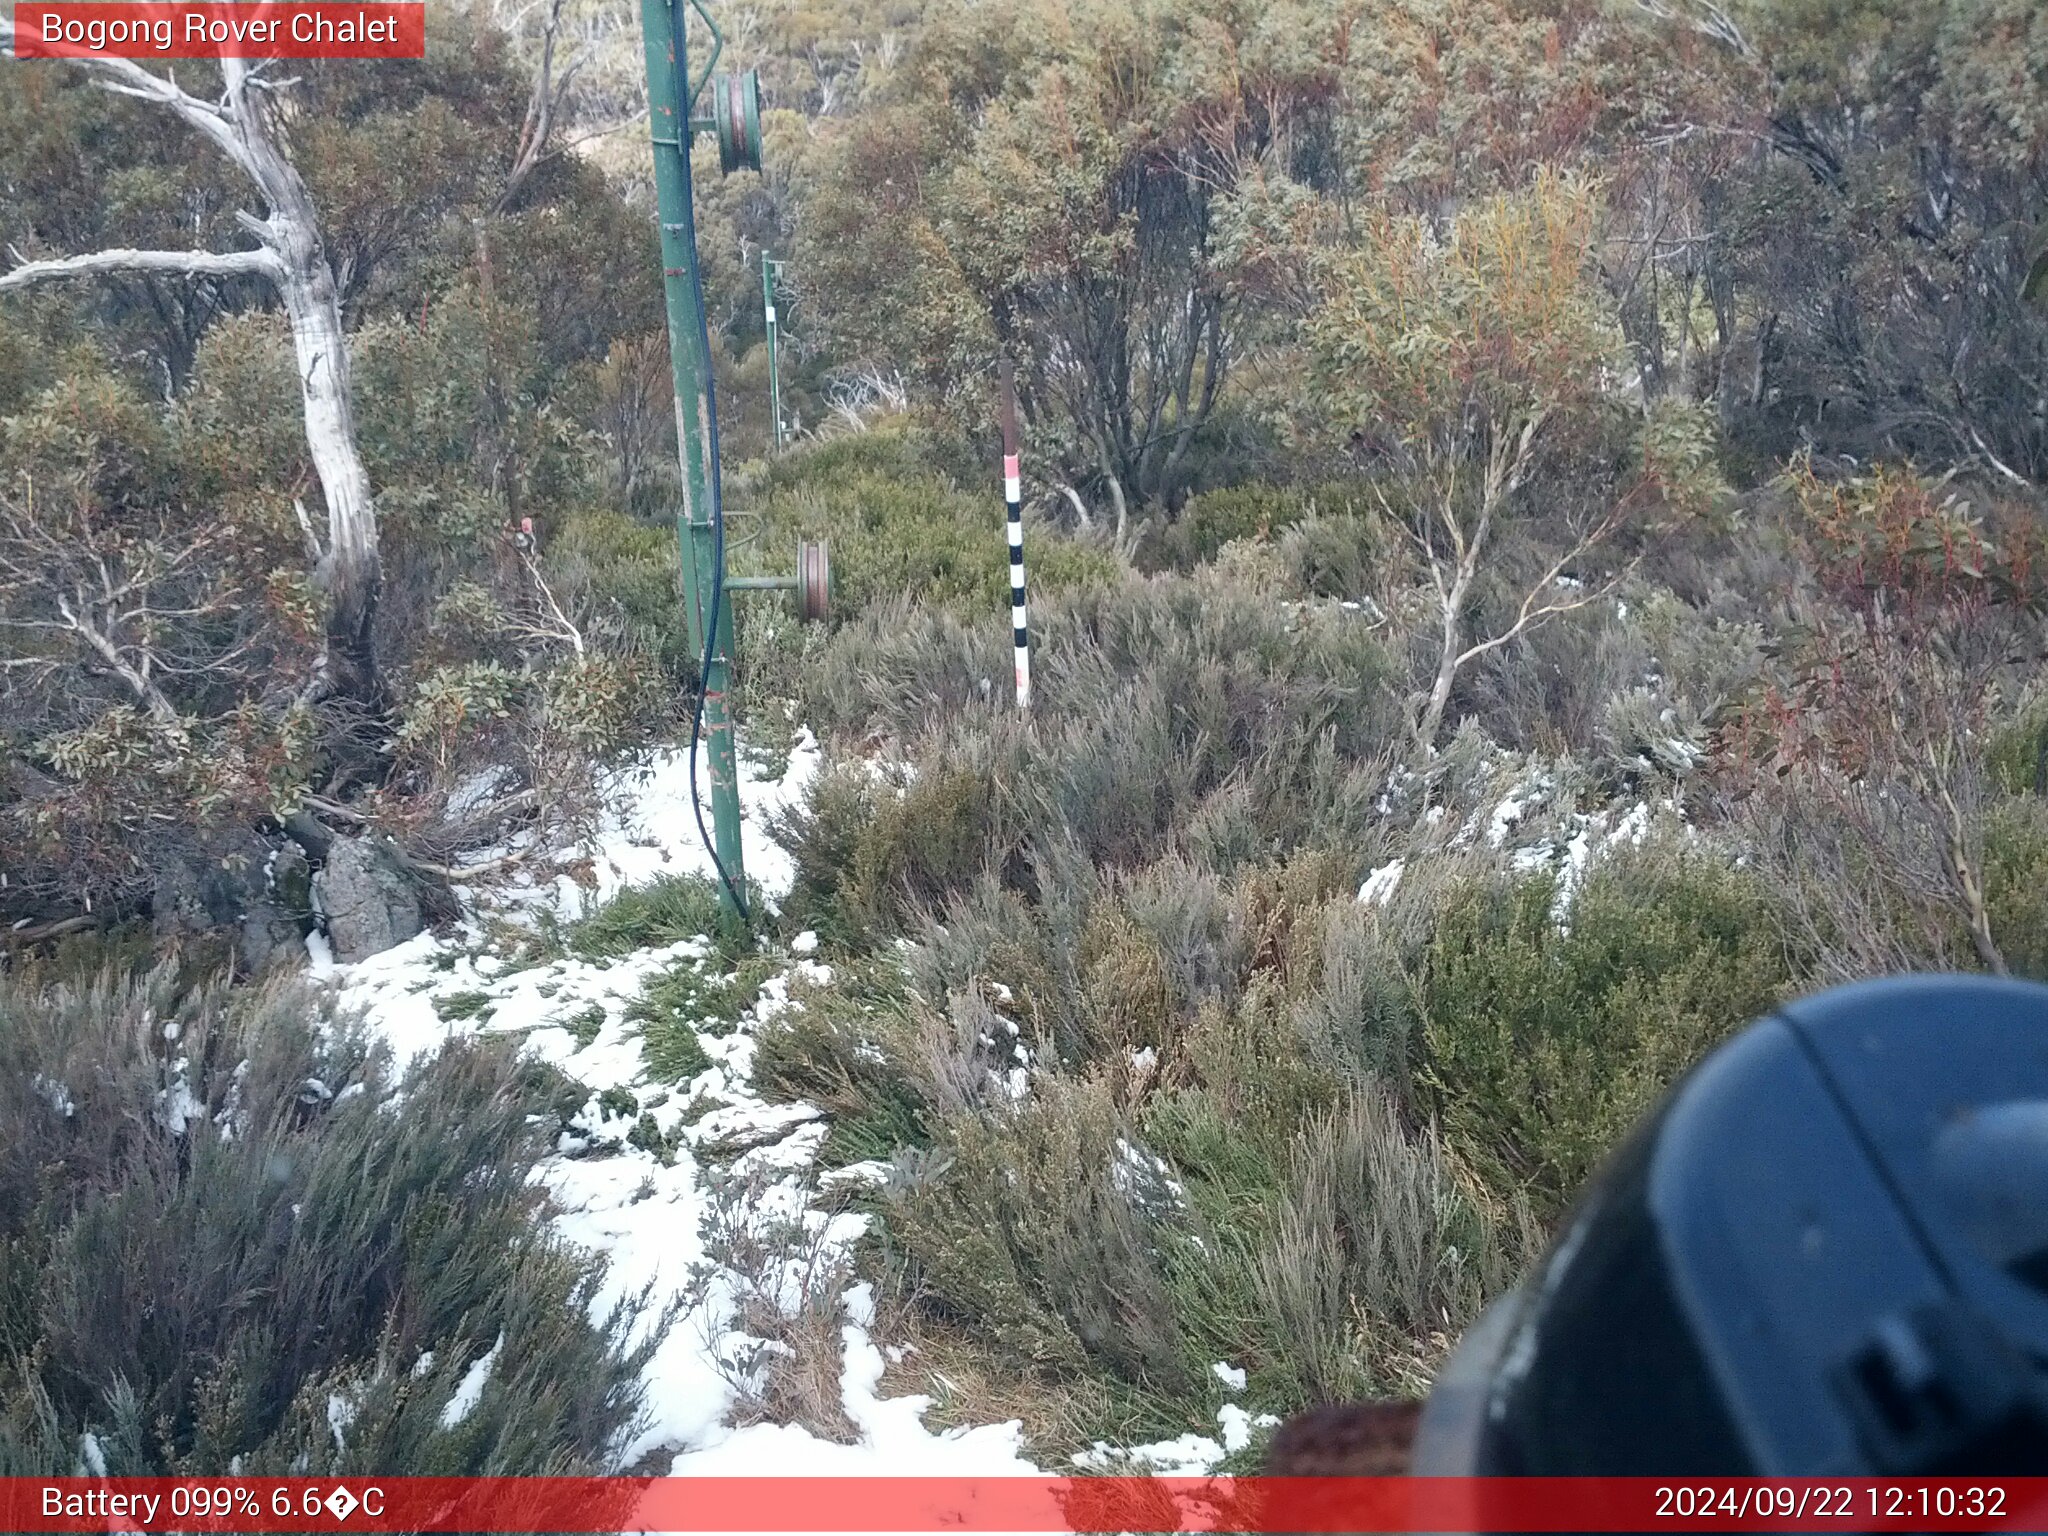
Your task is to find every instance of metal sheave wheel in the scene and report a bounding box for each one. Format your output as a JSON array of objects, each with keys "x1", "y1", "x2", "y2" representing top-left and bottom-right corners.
[
  {"x1": 796, "y1": 538, "x2": 831, "y2": 625},
  {"x1": 713, "y1": 70, "x2": 764, "y2": 175}
]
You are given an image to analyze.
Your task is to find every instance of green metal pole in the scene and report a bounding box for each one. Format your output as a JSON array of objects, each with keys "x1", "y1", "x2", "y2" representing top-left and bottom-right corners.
[
  {"x1": 763, "y1": 253, "x2": 785, "y2": 452},
  {"x1": 641, "y1": 0, "x2": 746, "y2": 913}
]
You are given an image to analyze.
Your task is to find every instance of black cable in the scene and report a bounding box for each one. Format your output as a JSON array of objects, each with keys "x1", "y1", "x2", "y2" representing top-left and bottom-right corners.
[{"x1": 671, "y1": 11, "x2": 750, "y2": 923}]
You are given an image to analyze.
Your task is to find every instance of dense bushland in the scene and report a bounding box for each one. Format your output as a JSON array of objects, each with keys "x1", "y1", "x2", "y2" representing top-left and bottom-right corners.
[
  {"x1": 746, "y1": 515, "x2": 1818, "y2": 1445},
  {"x1": 0, "y1": 13, "x2": 686, "y2": 953},
  {"x1": 4, "y1": 0, "x2": 2046, "y2": 1479},
  {"x1": 744, "y1": 436, "x2": 2047, "y2": 1454}
]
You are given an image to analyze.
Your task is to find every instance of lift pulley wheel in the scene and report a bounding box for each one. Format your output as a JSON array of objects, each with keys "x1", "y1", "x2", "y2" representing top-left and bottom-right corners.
[
  {"x1": 796, "y1": 537, "x2": 831, "y2": 625},
  {"x1": 713, "y1": 70, "x2": 764, "y2": 175}
]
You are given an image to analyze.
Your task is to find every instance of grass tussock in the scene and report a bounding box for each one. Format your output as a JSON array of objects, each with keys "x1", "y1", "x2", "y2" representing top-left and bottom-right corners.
[
  {"x1": 697, "y1": 1168, "x2": 860, "y2": 1445},
  {"x1": 0, "y1": 958, "x2": 657, "y2": 1476},
  {"x1": 564, "y1": 874, "x2": 756, "y2": 965},
  {"x1": 1413, "y1": 845, "x2": 1794, "y2": 1219}
]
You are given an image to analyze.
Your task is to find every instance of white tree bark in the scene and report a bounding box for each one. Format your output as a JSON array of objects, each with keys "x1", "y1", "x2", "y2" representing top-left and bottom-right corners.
[
  {"x1": 1404, "y1": 411, "x2": 1634, "y2": 755},
  {"x1": 0, "y1": 28, "x2": 383, "y2": 706},
  {"x1": 0, "y1": 247, "x2": 284, "y2": 288}
]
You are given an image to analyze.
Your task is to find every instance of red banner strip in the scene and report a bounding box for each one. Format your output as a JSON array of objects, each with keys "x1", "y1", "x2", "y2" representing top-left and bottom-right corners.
[
  {"x1": 13, "y1": 4, "x2": 425, "y2": 59},
  {"x1": 7, "y1": 1477, "x2": 2048, "y2": 1533}
]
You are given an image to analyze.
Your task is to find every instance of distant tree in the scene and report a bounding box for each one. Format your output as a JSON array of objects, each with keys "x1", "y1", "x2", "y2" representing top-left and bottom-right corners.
[
  {"x1": 1302, "y1": 173, "x2": 1709, "y2": 754},
  {"x1": 1730, "y1": 463, "x2": 2046, "y2": 978},
  {"x1": 804, "y1": 0, "x2": 1349, "y2": 522},
  {"x1": 1645, "y1": 0, "x2": 2048, "y2": 484},
  {"x1": 0, "y1": 19, "x2": 666, "y2": 938}
]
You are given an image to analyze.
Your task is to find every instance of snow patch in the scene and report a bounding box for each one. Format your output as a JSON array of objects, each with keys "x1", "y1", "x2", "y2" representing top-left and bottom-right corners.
[
  {"x1": 447, "y1": 764, "x2": 514, "y2": 819},
  {"x1": 669, "y1": 1314, "x2": 1035, "y2": 1476},
  {"x1": 1112, "y1": 1138, "x2": 1185, "y2": 1211},
  {"x1": 1357, "y1": 859, "x2": 1404, "y2": 906},
  {"x1": 311, "y1": 729, "x2": 1041, "y2": 1478},
  {"x1": 501, "y1": 732, "x2": 820, "y2": 923},
  {"x1": 1219, "y1": 1403, "x2": 1276, "y2": 1453},
  {"x1": 33, "y1": 1074, "x2": 76, "y2": 1118},
  {"x1": 158, "y1": 1058, "x2": 201, "y2": 1136},
  {"x1": 1073, "y1": 1404, "x2": 1278, "y2": 1474},
  {"x1": 326, "y1": 1391, "x2": 357, "y2": 1451},
  {"x1": 439, "y1": 1332, "x2": 504, "y2": 1430}
]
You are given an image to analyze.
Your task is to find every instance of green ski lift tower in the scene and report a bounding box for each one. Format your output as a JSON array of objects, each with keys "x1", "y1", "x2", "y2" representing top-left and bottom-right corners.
[{"x1": 639, "y1": 0, "x2": 825, "y2": 916}]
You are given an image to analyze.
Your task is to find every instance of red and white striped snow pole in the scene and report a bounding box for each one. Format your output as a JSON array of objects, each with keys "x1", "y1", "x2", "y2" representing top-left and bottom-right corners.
[{"x1": 998, "y1": 359, "x2": 1032, "y2": 711}]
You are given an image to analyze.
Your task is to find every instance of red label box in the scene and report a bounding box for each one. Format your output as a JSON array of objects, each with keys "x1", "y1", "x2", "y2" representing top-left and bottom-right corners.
[
  {"x1": 13, "y1": 3, "x2": 426, "y2": 59},
  {"x1": 6, "y1": 1477, "x2": 2048, "y2": 1533}
]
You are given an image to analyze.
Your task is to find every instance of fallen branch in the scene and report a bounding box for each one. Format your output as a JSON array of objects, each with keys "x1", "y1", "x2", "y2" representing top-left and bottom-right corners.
[
  {"x1": 299, "y1": 793, "x2": 370, "y2": 825},
  {"x1": 402, "y1": 849, "x2": 532, "y2": 882},
  {"x1": 3, "y1": 915, "x2": 96, "y2": 947}
]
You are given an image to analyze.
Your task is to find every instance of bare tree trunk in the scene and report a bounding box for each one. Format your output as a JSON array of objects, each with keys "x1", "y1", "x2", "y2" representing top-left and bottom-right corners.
[
  {"x1": 1054, "y1": 483, "x2": 1095, "y2": 528},
  {"x1": 282, "y1": 257, "x2": 382, "y2": 706},
  {"x1": 1403, "y1": 414, "x2": 1627, "y2": 759},
  {"x1": 1106, "y1": 471, "x2": 1130, "y2": 548},
  {"x1": 493, "y1": 0, "x2": 581, "y2": 217},
  {"x1": 219, "y1": 59, "x2": 382, "y2": 707},
  {"x1": 1414, "y1": 552, "x2": 1478, "y2": 754},
  {"x1": 1930, "y1": 749, "x2": 2010, "y2": 976}
]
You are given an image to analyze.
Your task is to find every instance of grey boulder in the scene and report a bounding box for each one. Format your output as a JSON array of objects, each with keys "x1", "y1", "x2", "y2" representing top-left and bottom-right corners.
[{"x1": 313, "y1": 836, "x2": 423, "y2": 963}]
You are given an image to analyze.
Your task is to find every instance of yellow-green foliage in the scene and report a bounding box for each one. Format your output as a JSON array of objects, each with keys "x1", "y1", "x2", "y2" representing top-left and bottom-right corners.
[
  {"x1": 1141, "y1": 483, "x2": 1379, "y2": 574},
  {"x1": 546, "y1": 509, "x2": 693, "y2": 678},
  {"x1": 565, "y1": 874, "x2": 752, "y2": 963},
  {"x1": 1416, "y1": 842, "x2": 1794, "y2": 1219},
  {"x1": 778, "y1": 763, "x2": 998, "y2": 942},
  {"x1": 749, "y1": 963, "x2": 930, "y2": 1166},
  {"x1": 1076, "y1": 906, "x2": 1177, "y2": 1059},
  {"x1": 742, "y1": 431, "x2": 1119, "y2": 617},
  {"x1": 1985, "y1": 695, "x2": 2048, "y2": 799},
  {"x1": 1251, "y1": 1094, "x2": 1518, "y2": 1404},
  {"x1": 1982, "y1": 798, "x2": 2048, "y2": 983},
  {"x1": 883, "y1": 1073, "x2": 1187, "y2": 1392},
  {"x1": 1304, "y1": 173, "x2": 1625, "y2": 456},
  {"x1": 0, "y1": 961, "x2": 651, "y2": 1475}
]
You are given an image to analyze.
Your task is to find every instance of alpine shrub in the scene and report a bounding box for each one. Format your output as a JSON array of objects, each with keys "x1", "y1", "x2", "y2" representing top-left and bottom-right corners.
[{"x1": 0, "y1": 962, "x2": 656, "y2": 1476}]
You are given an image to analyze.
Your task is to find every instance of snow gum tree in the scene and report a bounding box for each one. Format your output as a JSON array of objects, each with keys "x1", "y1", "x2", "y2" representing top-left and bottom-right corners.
[
  {"x1": 0, "y1": 18, "x2": 668, "y2": 941},
  {"x1": 1300, "y1": 172, "x2": 1709, "y2": 755},
  {"x1": 802, "y1": 0, "x2": 1353, "y2": 523},
  {"x1": 0, "y1": 28, "x2": 383, "y2": 709}
]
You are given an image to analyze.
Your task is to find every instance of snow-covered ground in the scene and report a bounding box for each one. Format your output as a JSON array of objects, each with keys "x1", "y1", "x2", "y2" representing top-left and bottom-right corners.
[
  {"x1": 307, "y1": 737, "x2": 1043, "y2": 1477},
  {"x1": 499, "y1": 733, "x2": 822, "y2": 922},
  {"x1": 1360, "y1": 752, "x2": 1681, "y2": 923},
  {"x1": 306, "y1": 732, "x2": 1581, "y2": 1486}
]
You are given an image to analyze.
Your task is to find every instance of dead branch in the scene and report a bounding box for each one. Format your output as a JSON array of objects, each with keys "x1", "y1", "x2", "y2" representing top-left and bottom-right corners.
[
  {"x1": 516, "y1": 546, "x2": 586, "y2": 656},
  {"x1": 402, "y1": 849, "x2": 531, "y2": 882},
  {"x1": 493, "y1": 0, "x2": 585, "y2": 216},
  {"x1": 1632, "y1": 0, "x2": 1757, "y2": 59},
  {"x1": 0, "y1": 30, "x2": 385, "y2": 708},
  {"x1": 2, "y1": 915, "x2": 97, "y2": 947},
  {"x1": 0, "y1": 246, "x2": 284, "y2": 292}
]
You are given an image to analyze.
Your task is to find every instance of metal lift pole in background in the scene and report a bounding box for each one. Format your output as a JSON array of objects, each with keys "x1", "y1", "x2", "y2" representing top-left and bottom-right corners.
[
  {"x1": 639, "y1": 0, "x2": 763, "y2": 916},
  {"x1": 762, "y1": 252, "x2": 787, "y2": 452}
]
